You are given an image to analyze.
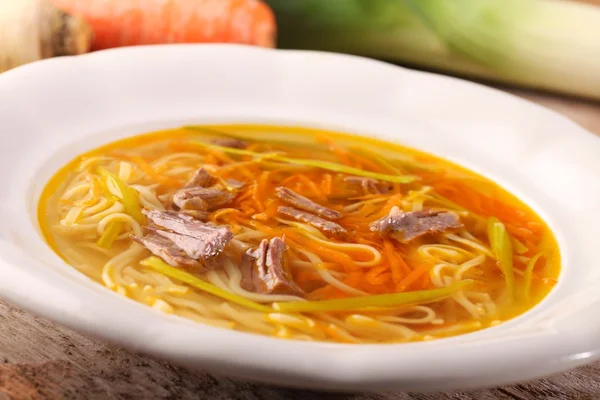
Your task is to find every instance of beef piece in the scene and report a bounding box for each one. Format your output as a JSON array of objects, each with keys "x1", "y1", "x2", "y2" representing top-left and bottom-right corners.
[
  {"x1": 142, "y1": 210, "x2": 233, "y2": 260},
  {"x1": 185, "y1": 168, "x2": 216, "y2": 188},
  {"x1": 240, "y1": 237, "x2": 304, "y2": 296},
  {"x1": 172, "y1": 187, "x2": 235, "y2": 211},
  {"x1": 212, "y1": 137, "x2": 247, "y2": 149},
  {"x1": 344, "y1": 176, "x2": 393, "y2": 194},
  {"x1": 132, "y1": 233, "x2": 201, "y2": 270},
  {"x1": 275, "y1": 187, "x2": 342, "y2": 220},
  {"x1": 278, "y1": 206, "x2": 347, "y2": 237},
  {"x1": 180, "y1": 210, "x2": 210, "y2": 221},
  {"x1": 370, "y1": 206, "x2": 462, "y2": 243}
]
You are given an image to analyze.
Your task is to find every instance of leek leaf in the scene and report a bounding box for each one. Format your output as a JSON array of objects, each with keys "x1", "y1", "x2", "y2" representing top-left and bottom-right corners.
[
  {"x1": 267, "y1": 0, "x2": 600, "y2": 100},
  {"x1": 191, "y1": 141, "x2": 418, "y2": 184},
  {"x1": 523, "y1": 252, "x2": 545, "y2": 302},
  {"x1": 273, "y1": 280, "x2": 473, "y2": 313},
  {"x1": 97, "y1": 220, "x2": 123, "y2": 249},
  {"x1": 140, "y1": 257, "x2": 273, "y2": 313},
  {"x1": 97, "y1": 167, "x2": 143, "y2": 223},
  {"x1": 487, "y1": 217, "x2": 515, "y2": 299}
]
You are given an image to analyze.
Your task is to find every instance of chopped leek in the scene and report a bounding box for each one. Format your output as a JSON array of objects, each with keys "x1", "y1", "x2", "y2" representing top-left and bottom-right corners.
[
  {"x1": 191, "y1": 141, "x2": 418, "y2": 184},
  {"x1": 184, "y1": 125, "x2": 319, "y2": 150},
  {"x1": 140, "y1": 257, "x2": 273, "y2": 313},
  {"x1": 512, "y1": 237, "x2": 529, "y2": 255},
  {"x1": 487, "y1": 217, "x2": 515, "y2": 299},
  {"x1": 97, "y1": 220, "x2": 123, "y2": 249},
  {"x1": 267, "y1": 0, "x2": 600, "y2": 100},
  {"x1": 97, "y1": 167, "x2": 143, "y2": 223},
  {"x1": 273, "y1": 281, "x2": 473, "y2": 313},
  {"x1": 523, "y1": 252, "x2": 544, "y2": 302}
]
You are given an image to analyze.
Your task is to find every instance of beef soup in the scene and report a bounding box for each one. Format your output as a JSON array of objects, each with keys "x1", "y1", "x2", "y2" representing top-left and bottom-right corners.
[{"x1": 37, "y1": 124, "x2": 561, "y2": 343}]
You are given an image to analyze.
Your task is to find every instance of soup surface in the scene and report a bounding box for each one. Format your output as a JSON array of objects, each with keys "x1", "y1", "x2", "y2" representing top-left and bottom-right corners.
[{"x1": 39, "y1": 125, "x2": 560, "y2": 343}]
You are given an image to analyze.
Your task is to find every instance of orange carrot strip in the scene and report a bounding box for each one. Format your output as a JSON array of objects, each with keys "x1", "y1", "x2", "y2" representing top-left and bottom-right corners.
[
  {"x1": 342, "y1": 271, "x2": 364, "y2": 290},
  {"x1": 348, "y1": 153, "x2": 384, "y2": 173},
  {"x1": 284, "y1": 231, "x2": 355, "y2": 269},
  {"x1": 210, "y1": 208, "x2": 241, "y2": 223},
  {"x1": 383, "y1": 240, "x2": 403, "y2": 283},
  {"x1": 396, "y1": 264, "x2": 430, "y2": 291},
  {"x1": 365, "y1": 265, "x2": 389, "y2": 285},
  {"x1": 126, "y1": 155, "x2": 183, "y2": 187},
  {"x1": 371, "y1": 273, "x2": 392, "y2": 286},
  {"x1": 321, "y1": 174, "x2": 333, "y2": 196}
]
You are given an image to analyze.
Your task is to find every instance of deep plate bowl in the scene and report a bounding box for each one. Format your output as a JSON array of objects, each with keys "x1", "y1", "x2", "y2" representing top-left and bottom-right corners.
[{"x1": 0, "y1": 45, "x2": 599, "y2": 392}]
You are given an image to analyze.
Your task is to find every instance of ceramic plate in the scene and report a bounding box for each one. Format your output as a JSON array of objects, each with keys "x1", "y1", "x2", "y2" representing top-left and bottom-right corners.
[{"x1": 0, "y1": 45, "x2": 599, "y2": 392}]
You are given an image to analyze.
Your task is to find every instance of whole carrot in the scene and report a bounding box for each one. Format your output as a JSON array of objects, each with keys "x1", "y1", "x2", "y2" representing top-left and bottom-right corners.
[{"x1": 50, "y1": 0, "x2": 276, "y2": 50}]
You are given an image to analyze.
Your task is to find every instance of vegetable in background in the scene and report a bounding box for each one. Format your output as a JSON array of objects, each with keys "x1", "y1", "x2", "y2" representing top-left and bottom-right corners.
[
  {"x1": 0, "y1": 0, "x2": 92, "y2": 73},
  {"x1": 266, "y1": 0, "x2": 600, "y2": 100},
  {"x1": 50, "y1": 0, "x2": 277, "y2": 50}
]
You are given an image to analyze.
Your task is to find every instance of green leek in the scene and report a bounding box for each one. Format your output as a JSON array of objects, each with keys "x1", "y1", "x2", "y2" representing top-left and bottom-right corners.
[
  {"x1": 191, "y1": 141, "x2": 418, "y2": 184},
  {"x1": 523, "y1": 252, "x2": 544, "y2": 302},
  {"x1": 267, "y1": 0, "x2": 600, "y2": 100},
  {"x1": 512, "y1": 237, "x2": 529, "y2": 255},
  {"x1": 184, "y1": 125, "x2": 319, "y2": 150},
  {"x1": 97, "y1": 220, "x2": 123, "y2": 249},
  {"x1": 273, "y1": 280, "x2": 473, "y2": 313},
  {"x1": 97, "y1": 167, "x2": 143, "y2": 223},
  {"x1": 140, "y1": 257, "x2": 273, "y2": 313},
  {"x1": 487, "y1": 217, "x2": 515, "y2": 299}
]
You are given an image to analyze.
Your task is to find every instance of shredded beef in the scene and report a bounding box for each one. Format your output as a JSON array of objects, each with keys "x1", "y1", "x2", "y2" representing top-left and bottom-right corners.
[
  {"x1": 240, "y1": 237, "x2": 304, "y2": 296},
  {"x1": 370, "y1": 206, "x2": 462, "y2": 243},
  {"x1": 275, "y1": 187, "x2": 342, "y2": 220}
]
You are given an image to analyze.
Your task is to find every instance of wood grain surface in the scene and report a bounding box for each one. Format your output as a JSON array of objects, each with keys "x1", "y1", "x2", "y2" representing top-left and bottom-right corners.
[{"x1": 0, "y1": 90, "x2": 599, "y2": 400}]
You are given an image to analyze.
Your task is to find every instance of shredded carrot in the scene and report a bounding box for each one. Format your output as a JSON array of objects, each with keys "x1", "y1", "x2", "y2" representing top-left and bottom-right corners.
[
  {"x1": 204, "y1": 154, "x2": 218, "y2": 165},
  {"x1": 383, "y1": 240, "x2": 404, "y2": 283},
  {"x1": 396, "y1": 264, "x2": 430, "y2": 292},
  {"x1": 294, "y1": 270, "x2": 322, "y2": 287},
  {"x1": 319, "y1": 138, "x2": 353, "y2": 166},
  {"x1": 321, "y1": 174, "x2": 333, "y2": 196},
  {"x1": 348, "y1": 153, "x2": 385, "y2": 173},
  {"x1": 342, "y1": 271, "x2": 364, "y2": 290},
  {"x1": 296, "y1": 174, "x2": 324, "y2": 200},
  {"x1": 125, "y1": 155, "x2": 183, "y2": 187},
  {"x1": 250, "y1": 171, "x2": 270, "y2": 213},
  {"x1": 210, "y1": 208, "x2": 242, "y2": 223},
  {"x1": 365, "y1": 265, "x2": 389, "y2": 285},
  {"x1": 284, "y1": 231, "x2": 356, "y2": 269},
  {"x1": 250, "y1": 220, "x2": 278, "y2": 236}
]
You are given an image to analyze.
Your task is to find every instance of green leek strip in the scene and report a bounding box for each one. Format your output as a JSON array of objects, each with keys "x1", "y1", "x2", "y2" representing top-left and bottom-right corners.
[
  {"x1": 97, "y1": 220, "x2": 123, "y2": 249},
  {"x1": 97, "y1": 167, "x2": 143, "y2": 223},
  {"x1": 272, "y1": 280, "x2": 473, "y2": 313},
  {"x1": 191, "y1": 141, "x2": 418, "y2": 184},
  {"x1": 184, "y1": 126, "x2": 319, "y2": 150},
  {"x1": 512, "y1": 237, "x2": 529, "y2": 255},
  {"x1": 140, "y1": 257, "x2": 273, "y2": 313},
  {"x1": 523, "y1": 252, "x2": 544, "y2": 302},
  {"x1": 351, "y1": 146, "x2": 440, "y2": 173},
  {"x1": 487, "y1": 217, "x2": 516, "y2": 299}
]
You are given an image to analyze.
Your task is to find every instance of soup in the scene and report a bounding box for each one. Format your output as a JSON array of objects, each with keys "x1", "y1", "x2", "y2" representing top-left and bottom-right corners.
[{"x1": 38, "y1": 125, "x2": 560, "y2": 343}]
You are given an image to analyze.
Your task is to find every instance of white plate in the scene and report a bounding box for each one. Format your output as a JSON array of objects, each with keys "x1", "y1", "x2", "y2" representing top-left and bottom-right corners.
[{"x1": 0, "y1": 45, "x2": 599, "y2": 392}]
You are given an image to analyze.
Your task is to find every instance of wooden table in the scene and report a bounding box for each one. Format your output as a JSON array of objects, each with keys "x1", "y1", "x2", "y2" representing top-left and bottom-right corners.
[{"x1": 1, "y1": 90, "x2": 599, "y2": 400}]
